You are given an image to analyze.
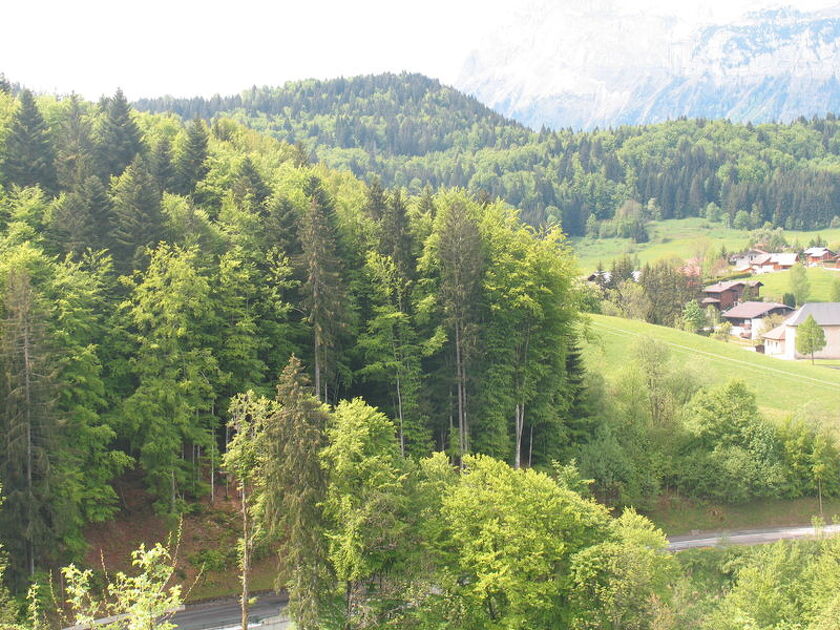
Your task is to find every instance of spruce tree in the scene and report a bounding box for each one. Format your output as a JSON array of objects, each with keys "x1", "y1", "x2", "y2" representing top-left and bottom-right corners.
[
  {"x1": 55, "y1": 93, "x2": 95, "y2": 189},
  {"x1": 262, "y1": 356, "x2": 333, "y2": 629},
  {"x1": 96, "y1": 88, "x2": 143, "y2": 178},
  {"x1": 109, "y1": 156, "x2": 164, "y2": 273},
  {"x1": 3, "y1": 89, "x2": 58, "y2": 194},
  {"x1": 297, "y1": 177, "x2": 346, "y2": 401},
  {"x1": 48, "y1": 175, "x2": 111, "y2": 255},
  {"x1": 0, "y1": 268, "x2": 57, "y2": 585},
  {"x1": 174, "y1": 118, "x2": 209, "y2": 196},
  {"x1": 232, "y1": 156, "x2": 270, "y2": 211},
  {"x1": 150, "y1": 136, "x2": 176, "y2": 193},
  {"x1": 379, "y1": 188, "x2": 414, "y2": 280}
]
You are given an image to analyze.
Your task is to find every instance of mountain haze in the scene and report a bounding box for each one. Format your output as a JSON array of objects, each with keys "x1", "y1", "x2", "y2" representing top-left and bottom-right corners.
[{"x1": 458, "y1": 3, "x2": 840, "y2": 130}]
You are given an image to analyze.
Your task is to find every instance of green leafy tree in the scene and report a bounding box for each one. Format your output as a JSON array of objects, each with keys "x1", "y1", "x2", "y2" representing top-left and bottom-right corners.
[
  {"x1": 2, "y1": 90, "x2": 57, "y2": 194},
  {"x1": 829, "y1": 277, "x2": 840, "y2": 302},
  {"x1": 796, "y1": 314, "x2": 826, "y2": 364},
  {"x1": 321, "y1": 398, "x2": 409, "y2": 627},
  {"x1": 358, "y1": 251, "x2": 428, "y2": 456},
  {"x1": 223, "y1": 392, "x2": 274, "y2": 630},
  {"x1": 440, "y1": 455, "x2": 610, "y2": 629},
  {"x1": 121, "y1": 245, "x2": 219, "y2": 512},
  {"x1": 789, "y1": 263, "x2": 810, "y2": 306},
  {"x1": 682, "y1": 300, "x2": 705, "y2": 333}
]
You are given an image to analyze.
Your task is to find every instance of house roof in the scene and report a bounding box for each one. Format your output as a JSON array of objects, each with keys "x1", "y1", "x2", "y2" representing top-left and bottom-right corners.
[
  {"x1": 752, "y1": 254, "x2": 773, "y2": 266},
  {"x1": 762, "y1": 324, "x2": 787, "y2": 341},
  {"x1": 786, "y1": 303, "x2": 840, "y2": 327},
  {"x1": 722, "y1": 301, "x2": 792, "y2": 320},
  {"x1": 804, "y1": 247, "x2": 834, "y2": 257},
  {"x1": 704, "y1": 280, "x2": 744, "y2": 293},
  {"x1": 772, "y1": 253, "x2": 798, "y2": 266},
  {"x1": 701, "y1": 297, "x2": 721, "y2": 305}
]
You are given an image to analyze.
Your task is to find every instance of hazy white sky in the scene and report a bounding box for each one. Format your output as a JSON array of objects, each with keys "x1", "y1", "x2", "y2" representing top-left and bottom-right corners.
[{"x1": 2, "y1": 0, "x2": 839, "y2": 99}]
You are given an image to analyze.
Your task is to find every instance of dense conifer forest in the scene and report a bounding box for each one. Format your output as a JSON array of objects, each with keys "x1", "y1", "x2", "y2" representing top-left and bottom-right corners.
[{"x1": 136, "y1": 73, "x2": 840, "y2": 235}]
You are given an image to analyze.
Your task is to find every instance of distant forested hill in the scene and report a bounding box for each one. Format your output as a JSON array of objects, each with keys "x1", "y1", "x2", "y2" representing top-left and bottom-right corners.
[{"x1": 136, "y1": 73, "x2": 840, "y2": 235}]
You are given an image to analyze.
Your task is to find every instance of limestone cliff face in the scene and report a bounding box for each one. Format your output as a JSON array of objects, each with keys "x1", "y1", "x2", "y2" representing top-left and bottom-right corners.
[{"x1": 457, "y1": 4, "x2": 840, "y2": 130}]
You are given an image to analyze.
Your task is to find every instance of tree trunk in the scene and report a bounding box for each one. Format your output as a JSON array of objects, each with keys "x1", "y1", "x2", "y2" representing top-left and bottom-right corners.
[
  {"x1": 314, "y1": 332, "x2": 322, "y2": 401},
  {"x1": 514, "y1": 404, "x2": 523, "y2": 470},
  {"x1": 241, "y1": 486, "x2": 249, "y2": 630},
  {"x1": 454, "y1": 322, "x2": 465, "y2": 462}
]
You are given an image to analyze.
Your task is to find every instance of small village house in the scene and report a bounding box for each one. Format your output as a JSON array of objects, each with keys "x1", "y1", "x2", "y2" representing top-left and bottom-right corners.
[
  {"x1": 763, "y1": 303, "x2": 840, "y2": 360},
  {"x1": 701, "y1": 280, "x2": 763, "y2": 310},
  {"x1": 721, "y1": 301, "x2": 792, "y2": 339},
  {"x1": 730, "y1": 248, "x2": 769, "y2": 271},
  {"x1": 802, "y1": 246, "x2": 836, "y2": 266},
  {"x1": 750, "y1": 252, "x2": 797, "y2": 274}
]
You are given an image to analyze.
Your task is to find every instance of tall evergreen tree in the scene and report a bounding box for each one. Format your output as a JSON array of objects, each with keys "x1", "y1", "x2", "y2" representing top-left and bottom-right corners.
[
  {"x1": 0, "y1": 267, "x2": 57, "y2": 585},
  {"x1": 2, "y1": 89, "x2": 57, "y2": 194},
  {"x1": 232, "y1": 156, "x2": 270, "y2": 211},
  {"x1": 95, "y1": 88, "x2": 143, "y2": 178},
  {"x1": 54, "y1": 94, "x2": 95, "y2": 189},
  {"x1": 150, "y1": 136, "x2": 176, "y2": 194},
  {"x1": 297, "y1": 177, "x2": 346, "y2": 401},
  {"x1": 109, "y1": 156, "x2": 164, "y2": 273},
  {"x1": 48, "y1": 175, "x2": 111, "y2": 255},
  {"x1": 174, "y1": 118, "x2": 210, "y2": 196},
  {"x1": 262, "y1": 356, "x2": 333, "y2": 629}
]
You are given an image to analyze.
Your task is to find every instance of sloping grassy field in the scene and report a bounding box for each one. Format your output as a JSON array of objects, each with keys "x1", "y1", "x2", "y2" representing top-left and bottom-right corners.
[
  {"x1": 584, "y1": 314, "x2": 840, "y2": 420},
  {"x1": 758, "y1": 266, "x2": 840, "y2": 302},
  {"x1": 573, "y1": 217, "x2": 840, "y2": 272}
]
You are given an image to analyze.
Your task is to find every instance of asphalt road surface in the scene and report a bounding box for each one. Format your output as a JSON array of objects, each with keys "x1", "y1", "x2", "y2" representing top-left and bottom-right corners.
[
  {"x1": 171, "y1": 593, "x2": 288, "y2": 630},
  {"x1": 668, "y1": 523, "x2": 840, "y2": 551}
]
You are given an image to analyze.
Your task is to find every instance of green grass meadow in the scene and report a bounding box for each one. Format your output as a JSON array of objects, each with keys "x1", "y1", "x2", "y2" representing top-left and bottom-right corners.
[
  {"x1": 757, "y1": 266, "x2": 840, "y2": 302},
  {"x1": 583, "y1": 314, "x2": 840, "y2": 420},
  {"x1": 572, "y1": 217, "x2": 840, "y2": 272}
]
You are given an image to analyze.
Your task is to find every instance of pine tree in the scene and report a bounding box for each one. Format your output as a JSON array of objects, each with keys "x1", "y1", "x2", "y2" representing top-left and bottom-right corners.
[
  {"x1": 109, "y1": 156, "x2": 164, "y2": 273},
  {"x1": 174, "y1": 118, "x2": 209, "y2": 196},
  {"x1": 379, "y1": 188, "x2": 414, "y2": 280},
  {"x1": 0, "y1": 267, "x2": 57, "y2": 585},
  {"x1": 262, "y1": 356, "x2": 333, "y2": 629},
  {"x1": 365, "y1": 180, "x2": 388, "y2": 221},
  {"x1": 95, "y1": 88, "x2": 143, "y2": 178},
  {"x1": 2, "y1": 89, "x2": 57, "y2": 194}
]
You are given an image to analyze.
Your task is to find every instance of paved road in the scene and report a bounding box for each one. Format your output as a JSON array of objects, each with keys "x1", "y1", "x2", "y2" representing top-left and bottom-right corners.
[
  {"x1": 668, "y1": 523, "x2": 840, "y2": 551},
  {"x1": 171, "y1": 593, "x2": 288, "y2": 630}
]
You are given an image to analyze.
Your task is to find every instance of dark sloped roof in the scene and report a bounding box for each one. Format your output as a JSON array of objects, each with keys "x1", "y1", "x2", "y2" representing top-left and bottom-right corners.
[
  {"x1": 722, "y1": 301, "x2": 792, "y2": 320},
  {"x1": 786, "y1": 303, "x2": 840, "y2": 327},
  {"x1": 704, "y1": 280, "x2": 744, "y2": 293}
]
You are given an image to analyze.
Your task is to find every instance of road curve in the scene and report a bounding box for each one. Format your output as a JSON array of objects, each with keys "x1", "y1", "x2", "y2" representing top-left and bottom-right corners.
[
  {"x1": 667, "y1": 523, "x2": 840, "y2": 551},
  {"x1": 171, "y1": 593, "x2": 288, "y2": 630}
]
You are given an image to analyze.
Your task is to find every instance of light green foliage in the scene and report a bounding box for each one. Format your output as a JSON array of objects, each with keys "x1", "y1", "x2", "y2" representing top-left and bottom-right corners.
[
  {"x1": 682, "y1": 300, "x2": 706, "y2": 333},
  {"x1": 439, "y1": 455, "x2": 610, "y2": 629},
  {"x1": 569, "y1": 509, "x2": 676, "y2": 630},
  {"x1": 789, "y1": 263, "x2": 811, "y2": 306},
  {"x1": 796, "y1": 314, "x2": 827, "y2": 363},
  {"x1": 120, "y1": 244, "x2": 219, "y2": 513},
  {"x1": 61, "y1": 542, "x2": 182, "y2": 630},
  {"x1": 321, "y1": 398, "x2": 409, "y2": 625},
  {"x1": 830, "y1": 277, "x2": 840, "y2": 302}
]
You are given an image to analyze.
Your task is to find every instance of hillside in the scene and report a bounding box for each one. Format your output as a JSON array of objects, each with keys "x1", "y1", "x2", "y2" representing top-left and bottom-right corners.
[
  {"x1": 135, "y1": 75, "x2": 840, "y2": 234},
  {"x1": 584, "y1": 313, "x2": 840, "y2": 419}
]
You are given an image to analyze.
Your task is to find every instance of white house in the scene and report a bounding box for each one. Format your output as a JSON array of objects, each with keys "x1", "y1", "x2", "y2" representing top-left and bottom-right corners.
[{"x1": 762, "y1": 303, "x2": 840, "y2": 360}]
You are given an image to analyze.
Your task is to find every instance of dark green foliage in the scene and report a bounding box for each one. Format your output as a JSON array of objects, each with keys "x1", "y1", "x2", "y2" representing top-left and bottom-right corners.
[
  {"x1": 109, "y1": 156, "x2": 164, "y2": 273},
  {"x1": 174, "y1": 118, "x2": 209, "y2": 196},
  {"x1": 54, "y1": 94, "x2": 95, "y2": 189},
  {"x1": 150, "y1": 136, "x2": 176, "y2": 193},
  {"x1": 232, "y1": 156, "x2": 270, "y2": 211},
  {"x1": 2, "y1": 89, "x2": 57, "y2": 194},
  {"x1": 48, "y1": 175, "x2": 111, "y2": 255},
  {"x1": 0, "y1": 268, "x2": 57, "y2": 586},
  {"x1": 137, "y1": 74, "x2": 840, "y2": 233},
  {"x1": 95, "y1": 88, "x2": 143, "y2": 178}
]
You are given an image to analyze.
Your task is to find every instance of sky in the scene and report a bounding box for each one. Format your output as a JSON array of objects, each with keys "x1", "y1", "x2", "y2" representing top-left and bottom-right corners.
[{"x1": 3, "y1": 0, "x2": 839, "y2": 100}]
